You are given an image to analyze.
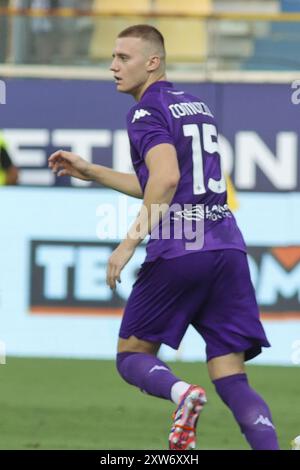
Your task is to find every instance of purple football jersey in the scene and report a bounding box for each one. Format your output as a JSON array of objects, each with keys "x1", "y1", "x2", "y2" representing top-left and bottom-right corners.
[{"x1": 127, "y1": 81, "x2": 246, "y2": 261}]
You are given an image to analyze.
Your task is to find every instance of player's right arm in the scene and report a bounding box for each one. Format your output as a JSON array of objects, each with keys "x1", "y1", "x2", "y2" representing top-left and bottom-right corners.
[{"x1": 48, "y1": 150, "x2": 143, "y2": 199}]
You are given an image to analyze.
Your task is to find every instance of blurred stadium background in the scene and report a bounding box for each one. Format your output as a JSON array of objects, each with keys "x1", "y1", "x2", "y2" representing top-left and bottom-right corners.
[{"x1": 0, "y1": 0, "x2": 299, "y2": 450}]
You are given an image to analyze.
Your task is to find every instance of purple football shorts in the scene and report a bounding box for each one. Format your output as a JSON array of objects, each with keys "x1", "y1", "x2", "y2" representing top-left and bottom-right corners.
[{"x1": 119, "y1": 249, "x2": 270, "y2": 361}]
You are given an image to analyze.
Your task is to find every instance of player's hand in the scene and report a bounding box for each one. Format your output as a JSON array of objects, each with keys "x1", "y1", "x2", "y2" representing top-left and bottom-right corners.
[
  {"x1": 106, "y1": 243, "x2": 135, "y2": 290},
  {"x1": 48, "y1": 150, "x2": 92, "y2": 180}
]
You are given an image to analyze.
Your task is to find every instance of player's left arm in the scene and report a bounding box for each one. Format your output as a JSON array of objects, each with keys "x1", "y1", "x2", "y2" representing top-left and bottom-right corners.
[{"x1": 106, "y1": 143, "x2": 180, "y2": 289}]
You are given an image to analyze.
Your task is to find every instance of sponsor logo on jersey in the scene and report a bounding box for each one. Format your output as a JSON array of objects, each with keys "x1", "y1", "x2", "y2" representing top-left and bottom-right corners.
[
  {"x1": 172, "y1": 204, "x2": 231, "y2": 221},
  {"x1": 173, "y1": 205, "x2": 205, "y2": 221},
  {"x1": 132, "y1": 109, "x2": 151, "y2": 123}
]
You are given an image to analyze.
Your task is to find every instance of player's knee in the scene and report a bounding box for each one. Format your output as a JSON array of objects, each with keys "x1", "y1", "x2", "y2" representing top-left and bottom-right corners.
[
  {"x1": 118, "y1": 336, "x2": 160, "y2": 355},
  {"x1": 116, "y1": 351, "x2": 127, "y2": 377},
  {"x1": 116, "y1": 351, "x2": 136, "y2": 383},
  {"x1": 212, "y1": 372, "x2": 248, "y2": 407}
]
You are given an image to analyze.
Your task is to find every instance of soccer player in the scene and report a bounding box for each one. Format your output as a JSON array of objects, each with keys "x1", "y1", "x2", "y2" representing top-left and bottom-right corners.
[{"x1": 48, "y1": 25, "x2": 279, "y2": 450}]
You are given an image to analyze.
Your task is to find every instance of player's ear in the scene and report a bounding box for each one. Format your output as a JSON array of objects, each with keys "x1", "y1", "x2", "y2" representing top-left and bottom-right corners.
[{"x1": 146, "y1": 55, "x2": 161, "y2": 72}]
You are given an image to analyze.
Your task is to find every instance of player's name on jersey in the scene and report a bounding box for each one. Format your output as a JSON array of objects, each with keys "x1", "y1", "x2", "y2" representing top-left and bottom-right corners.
[{"x1": 168, "y1": 101, "x2": 214, "y2": 119}]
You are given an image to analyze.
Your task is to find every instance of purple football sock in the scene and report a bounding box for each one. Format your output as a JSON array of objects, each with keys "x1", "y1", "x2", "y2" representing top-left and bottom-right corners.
[
  {"x1": 213, "y1": 373, "x2": 279, "y2": 450},
  {"x1": 116, "y1": 352, "x2": 180, "y2": 400}
]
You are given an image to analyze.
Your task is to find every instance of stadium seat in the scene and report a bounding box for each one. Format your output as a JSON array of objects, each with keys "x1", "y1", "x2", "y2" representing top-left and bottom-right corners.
[
  {"x1": 90, "y1": 1, "x2": 152, "y2": 61},
  {"x1": 243, "y1": 37, "x2": 300, "y2": 70},
  {"x1": 154, "y1": 0, "x2": 212, "y2": 15},
  {"x1": 281, "y1": 0, "x2": 300, "y2": 11},
  {"x1": 89, "y1": 17, "x2": 142, "y2": 61},
  {"x1": 271, "y1": 21, "x2": 300, "y2": 35},
  {"x1": 156, "y1": 19, "x2": 207, "y2": 62},
  {"x1": 93, "y1": 0, "x2": 150, "y2": 14},
  {"x1": 89, "y1": 1, "x2": 209, "y2": 63}
]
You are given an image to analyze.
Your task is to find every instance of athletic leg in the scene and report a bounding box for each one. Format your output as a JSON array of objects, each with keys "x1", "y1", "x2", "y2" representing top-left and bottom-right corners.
[
  {"x1": 117, "y1": 335, "x2": 207, "y2": 450},
  {"x1": 208, "y1": 352, "x2": 279, "y2": 450},
  {"x1": 191, "y1": 250, "x2": 279, "y2": 449},
  {"x1": 116, "y1": 254, "x2": 215, "y2": 449},
  {"x1": 117, "y1": 336, "x2": 188, "y2": 401}
]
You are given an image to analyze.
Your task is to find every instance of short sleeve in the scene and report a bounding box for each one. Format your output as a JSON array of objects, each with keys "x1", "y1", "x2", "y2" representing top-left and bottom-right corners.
[
  {"x1": 127, "y1": 105, "x2": 175, "y2": 160},
  {"x1": 0, "y1": 146, "x2": 13, "y2": 169}
]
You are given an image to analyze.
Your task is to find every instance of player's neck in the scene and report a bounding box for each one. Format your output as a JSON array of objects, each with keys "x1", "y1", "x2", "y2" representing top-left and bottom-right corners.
[{"x1": 134, "y1": 73, "x2": 167, "y2": 101}]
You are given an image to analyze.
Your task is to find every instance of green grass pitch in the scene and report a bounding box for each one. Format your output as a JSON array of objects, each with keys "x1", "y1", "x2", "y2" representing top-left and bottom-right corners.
[{"x1": 0, "y1": 357, "x2": 298, "y2": 450}]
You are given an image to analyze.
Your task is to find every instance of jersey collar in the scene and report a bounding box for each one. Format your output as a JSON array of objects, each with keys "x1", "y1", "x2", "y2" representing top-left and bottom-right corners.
[{"x1": 142, "y1": 80, "x2": 174, "y2": 98}]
